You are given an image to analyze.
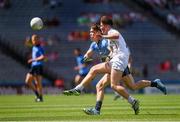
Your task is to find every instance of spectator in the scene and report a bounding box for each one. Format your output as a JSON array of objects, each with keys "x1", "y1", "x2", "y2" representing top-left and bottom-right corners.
[
  {"x1": 73, "y1": 48, "x2": 89, "y2": 85},
  {"x1": 177, "y1": 63, "x2": 180, "y2": 72},
  {"x1": 0, "y1": 0, "x2": 11, "y2": 9},
  {"x1": 159, "y1": 59, "x2": 173, "y2": 72},
  {"x1": 49, "y1": 0, "x2": 62, "y2": 9},
  {"x1": 54, "y1": 78, "x2": 64, "y2": 88},
  {"x1": 68, "y1": 31, "x2": 89, "y2": 41},
  {"x1": 44, "y1": 17, "x2": 60, "y2": 27},
  {"x1": 167, "y1": 13, "x2": 180, "y2": 29},
  {"x1": 142, "y1": 64, "x2": 149, "y2": 78}
]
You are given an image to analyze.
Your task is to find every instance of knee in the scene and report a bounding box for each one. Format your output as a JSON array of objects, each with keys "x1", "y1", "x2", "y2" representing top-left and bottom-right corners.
[
  {"x1": 25, "y1": 79, "x2": 30, "y2": 85},
  {"x1": 128, "y1": 84, "x2": 138, "y2": 91},
  {"x1": 25, "y1": 74, "x2": 32, "y2": 84},
  {"x1": 110, "y1": 84, "x2": 116, "y2": 90},
  {"x1": 96, "y1": 83, "x2": 103, "y2": 91},
  {"x1": 89, "y1": 66, "x2": 98, "y2": 75},
  {"x1": 128, "y1": 86, "x2": 136, "y2": 91}
]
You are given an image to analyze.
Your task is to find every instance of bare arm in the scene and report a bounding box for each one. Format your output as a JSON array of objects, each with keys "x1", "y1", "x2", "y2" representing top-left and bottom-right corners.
[
  {"x1": 28, "y1": 55, "x2": 45, "y2": 64},
  {"x1": 102, "y1": 33, "x2": 119, "y2": 40},
  {"x1": 34, "y1": 55, "x2": 45, "y2": 61},
  {"x1": 84, "y1": 49, "x2": 93, "y2": 58}
]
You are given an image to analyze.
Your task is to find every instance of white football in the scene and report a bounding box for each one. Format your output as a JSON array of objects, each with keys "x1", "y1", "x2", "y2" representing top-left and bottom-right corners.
[{"x1": 30, "y1": 17, "x2": 43, "y2": 30}]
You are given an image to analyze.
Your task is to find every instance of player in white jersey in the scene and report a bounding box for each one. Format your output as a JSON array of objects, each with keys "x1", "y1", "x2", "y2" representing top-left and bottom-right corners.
[
  {"x1": 64, "y1": 22, "x2": 167, "y2": 115},
  {"x1": 99, "y1": 16, "x2": 133, "y2": 103},
  {"x1": 64, "y1": 24, "x2": 140, "y2": 115}
]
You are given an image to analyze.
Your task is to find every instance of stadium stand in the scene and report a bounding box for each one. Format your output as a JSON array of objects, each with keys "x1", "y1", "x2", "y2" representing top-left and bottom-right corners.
[{"x1": 0, "y1": 0, "x2": 180, "y2": 92}]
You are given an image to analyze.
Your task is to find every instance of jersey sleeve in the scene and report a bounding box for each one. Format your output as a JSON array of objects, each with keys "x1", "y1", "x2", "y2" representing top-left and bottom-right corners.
[
  {"x1": 39, "y1": 47, "x2": 45, "y2": 55},
  {"x1": 108, "y1": 29, "x2": 120, "y2": 35},
  {"x1": 89, "y1": 42, "x2": 96, "y2": 52}
]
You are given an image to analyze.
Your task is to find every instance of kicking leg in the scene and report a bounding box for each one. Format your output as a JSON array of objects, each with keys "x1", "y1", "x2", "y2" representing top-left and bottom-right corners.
[
  {"x1": 63, "y1": 62, "x2": 110, "y2": 96},
  {"x1": 123, "y1": 75, "x2": 167, "y2": 94}
]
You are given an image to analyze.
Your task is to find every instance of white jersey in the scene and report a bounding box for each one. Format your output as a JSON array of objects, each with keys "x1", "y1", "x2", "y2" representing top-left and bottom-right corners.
[
  {"x1": 108, "y1": 28, "x2": 129, "y2": 58},
  {"x1": 107, "y1": 28, "x2": 130, "y2": 71}
]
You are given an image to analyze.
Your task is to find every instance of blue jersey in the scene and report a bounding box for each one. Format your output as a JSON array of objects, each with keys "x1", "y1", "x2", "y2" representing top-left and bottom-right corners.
[
  {"x1": 89, "y1": 39, "x2": 110, "y2": 57},
  {"x1": 76, "y1": 55, "x2": 89, "y2": 75},
  {"x1": 31, "y1": 45, "x2": 44, "y2": 67}
]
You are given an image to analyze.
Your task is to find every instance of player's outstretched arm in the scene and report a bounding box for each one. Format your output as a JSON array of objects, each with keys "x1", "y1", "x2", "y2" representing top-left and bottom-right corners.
[
  {"x1": 83, "y1": 49, "x2": 94, "y2": 63},
  {"x1": 84, "y1": 49, "x2": 93, "y2": 59},
  {"x1": 34, "y1": 55, "x2": 45, "y2": 61},
  {"x1": 102, "y1": 34, "x2": 119, "y2": 40}
]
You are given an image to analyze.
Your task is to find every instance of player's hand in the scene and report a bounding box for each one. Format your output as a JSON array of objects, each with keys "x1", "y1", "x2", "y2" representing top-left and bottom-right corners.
[
  {"x1": 101, "y1": 56, "x2": 111, "y2": 62},
  {"x1": 74, "y1": 66, "x2": 79, "y2": 70},
  {"x1": 28, "y1": 59, "x2": 33, "y2": 64},
  {"x1": 83, "y1": 57, "x2": 93, "y2": 63}
]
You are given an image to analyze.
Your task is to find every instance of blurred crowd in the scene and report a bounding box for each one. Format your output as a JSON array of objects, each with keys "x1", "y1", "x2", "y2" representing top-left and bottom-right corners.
[
  {"x1": 144, "y1": 0, "x2": 180, "y2": 9},
  {"x1": 44, "y1": 17, "x2": 60, "y2": 27},
  {"x1": 0, "y1": 0, "x2": 10, "y2": 9},
  {"x1": 83, "y1": 0, "x2": 112, "y2": 4},
  {"x1": 68, "y1": 31, "x2": 89, "y2": 41},
  {"x1": 143, "y1": 0, "x2": 180, "y2": 30},
  {"x1": 68, "y1": 11, "x2": 145, "y2": 41},
  {"x1": 77, "y1": 12, "x2": 145, "y2": 27},
  {"x1": 42, "y1": 0, "x2": 62, "y2": 9}
]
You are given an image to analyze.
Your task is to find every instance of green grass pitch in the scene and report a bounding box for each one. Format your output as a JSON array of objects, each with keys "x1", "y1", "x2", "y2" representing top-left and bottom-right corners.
[{"x1": 0, "y1": 94, "x2": 180, "y2": 121}]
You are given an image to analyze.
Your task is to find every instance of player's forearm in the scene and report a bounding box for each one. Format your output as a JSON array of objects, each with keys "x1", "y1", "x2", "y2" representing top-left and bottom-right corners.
[
  {"x1": 84, "y1": 54, "x2": 90, "y2": 58},
  {"x1": 102, "y1": 34, "x2": 119, "y2": 40},
  {"x1": 84, "y1": 50, "x2": 93, "y2": 58},
  {"x1": 34, "y1": 55, "x2": 45, "y2": 61}
]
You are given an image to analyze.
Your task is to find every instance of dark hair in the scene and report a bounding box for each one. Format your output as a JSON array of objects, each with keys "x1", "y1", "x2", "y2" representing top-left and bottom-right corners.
[
  {"x1": 91, "y1": 24, "x2": 101, "y2": 32},
  {"x1": 74, "y1": 48, "x2": 81, "y2": 52},
  {"x1": 100, "y1": 16, "x2": 113, "y2": 26}
]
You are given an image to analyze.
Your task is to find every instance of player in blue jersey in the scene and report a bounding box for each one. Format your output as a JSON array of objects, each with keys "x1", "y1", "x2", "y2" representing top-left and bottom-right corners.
[
  {"x1": 83, "y1": 25, "x2": 122, "y2": 99},
  {"x1": 25, "y1": 34, "x2": 45, "y2": 102},
  {"x1": 64, "y1": 23, "x2": 166, "y2": 115},
  {"x1": 73, "y1": 48, "x2": 89, "y2": 85},
  {"x1": 64, "y1": 24, "x2": 139, "y2": 114}
]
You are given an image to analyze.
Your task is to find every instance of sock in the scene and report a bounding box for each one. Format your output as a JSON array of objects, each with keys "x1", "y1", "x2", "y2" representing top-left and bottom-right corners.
[
  {"x1": 114, "y1": 91, "x2": 119, "y2": 96},
  {"x1": 128, "y1": 96, "x2": 135, "y2": 105},
  {"x1": 151, "y1": 81, "x2": 157, "y2": 87},
  {"x1": 95, "y1": 101, "x2": 102, "y2": 111},
  {"x1": 75, "y1": 84, "x2": 84, "y2": 91},
  {"x1": 39, "y1": 95, "x2": 43, "y2": 100},
  {"x1": 34, "y1": 90, "x2": 39, "y2": 98}
]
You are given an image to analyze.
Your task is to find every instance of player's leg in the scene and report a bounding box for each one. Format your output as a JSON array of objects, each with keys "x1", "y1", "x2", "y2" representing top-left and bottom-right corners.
[
  {"x1": 96, "y1": 74, "x2": 110, "y2": 102},
  {"x1": 77, "y1": 62, "x2": 110, "y2": 88},
  {"x1": 111, "y1": 69, "x2": 139, "y2": 115},
  {"x1": 34, "y1": 75, "x2": 43, "y2": 102},
  {"x1": 113, "y1": 81, "x2": 125, "y2": 101},
  {"x1": 83, "y1": 74, "x2": 110, "y2": 115},
  {"x1": 123, "y1": 74, "x2": 167, "y2": 94},
  {"x1": 110, "y1": 69, "x2": 129, "y2": 99},
  {"x1": 74, "y1": 74, "x2": 82, "y2": 85},
  {"x1": 110, "y1": 58, "x2": 140, "y2": 115},
  {"x1": 25, "y1": 73, "x2": 39, "y2": 98},
  {"x1": 63, "y1": 62, "x2": 110, "y2": 95},
  {"x1": 113, "y1": 91, "x2": 122, "y2": 101}
]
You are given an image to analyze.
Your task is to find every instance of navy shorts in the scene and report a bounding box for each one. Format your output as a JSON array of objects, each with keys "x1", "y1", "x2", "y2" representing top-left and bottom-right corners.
[
  {"x1": 29, "y1": 65, "x2": 43, "y2": 76},
  {"x1": 122, "y1": 66, "x2": 131, "y2": 77},
  {"x1": 79, "y1": 73, "x2": 88, "y2": 77}
]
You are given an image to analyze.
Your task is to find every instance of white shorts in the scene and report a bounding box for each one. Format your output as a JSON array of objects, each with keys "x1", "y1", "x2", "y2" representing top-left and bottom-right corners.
[{"x1": 109, "y1": 54, "x2": 129, "y2": 72}]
